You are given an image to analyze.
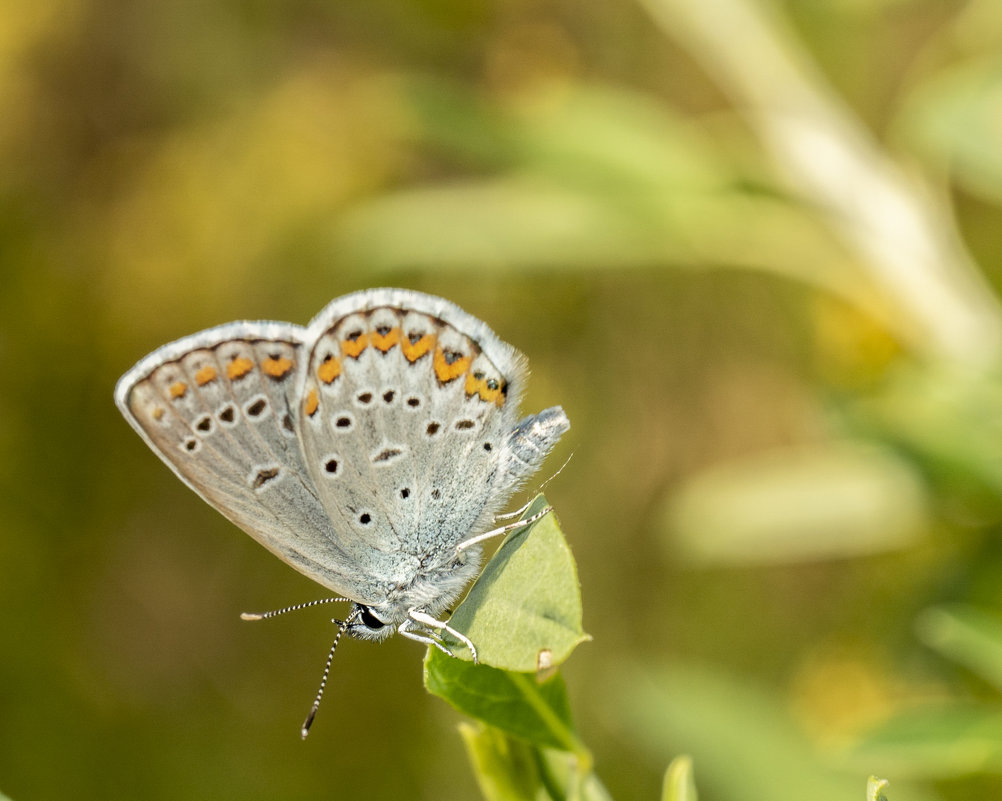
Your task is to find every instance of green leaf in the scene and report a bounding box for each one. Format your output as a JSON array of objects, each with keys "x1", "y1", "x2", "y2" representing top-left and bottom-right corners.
[
  {"x1": 899, "y1": 55, "x2": 1002, "y2": 206},
  {"x1": 916, "y1": 605, "x2": 1002, "y2": 693},
  {"x1": 424, "y1": 498, "x2": 590, "y2": 757},
  {"x1": 662, "y1": 440, "x2": 928, "y2": 565},
  {"x1": 847, "y1": 365, "x2": 1002, "y2": 503},
  {"x1": 662, "y1": 755, "x2": 698, "y2": 801},
  {"x1": 458, "y1": 723, "x2": 548, "y2": 801},
  {"x1": 446, "y1": 495, "x2": 589, "y2": 673},
  {"x1": 851, "y1": 704, "x2": 1002, "y2": 777},
  {"x1": 334, "y1": 176, "x2": 850, "y2": 287},
  {"x1": 867, "y1": 776, "x2": 890, "y2": 801},
  {"x1": 334, "y1": 80, "x2": 855, "y2": 291},
  {"x1": 399, "y1": 78, "x2": 730, "y2": 191},
  {"x1": 458, "y1": 723, "x2": 613, "y2": 801},
  {"x1": 425, "y1": 649, "x2": 581, "y2": 752},
  {"x1": 621, "y1": 663, "x2": 867, "y2": 801}
]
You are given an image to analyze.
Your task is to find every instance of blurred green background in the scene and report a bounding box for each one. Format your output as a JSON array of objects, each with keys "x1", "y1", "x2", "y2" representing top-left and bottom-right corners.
[{"x1": 7, "y1": 0, "x2": 1002, "y2": 798}]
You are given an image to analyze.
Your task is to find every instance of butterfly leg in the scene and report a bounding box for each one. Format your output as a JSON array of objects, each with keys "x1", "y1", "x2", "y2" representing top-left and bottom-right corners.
[
  {"x1": 493, "y1": 497, "x2": 536, "y2": 522},
  {"x1": 456, "y1": 505, "x2": 552, "y2": 552},
  {"x1": 397, "y1": 624, "x2": 452, "y2": 657},
  {"x1": 401, "y1": 608, "x2": 479, "y2": 664}
]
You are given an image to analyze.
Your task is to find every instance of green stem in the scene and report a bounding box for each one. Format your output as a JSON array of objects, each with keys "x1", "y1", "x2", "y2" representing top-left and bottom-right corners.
[
  {"x1": 535, "y1": 745, "x2": 616, "y2": 801},
  {"x1": 509, "y1": 672, "x2": 591, "y2": 767}
]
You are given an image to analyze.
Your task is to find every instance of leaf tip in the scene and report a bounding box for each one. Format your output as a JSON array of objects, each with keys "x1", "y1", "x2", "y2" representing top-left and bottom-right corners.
[
  {"x1": 662, "y1": 754, "x2": 697, "y2": 801},
  {"x1": 867, "y1": 776, "x2": 890, "y2": 801}
]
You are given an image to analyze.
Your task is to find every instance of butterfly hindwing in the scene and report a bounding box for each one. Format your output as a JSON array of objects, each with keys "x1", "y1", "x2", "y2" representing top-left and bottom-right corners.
[{"x1": 115, "y1": 321, "x2": 379, "y2": 601}]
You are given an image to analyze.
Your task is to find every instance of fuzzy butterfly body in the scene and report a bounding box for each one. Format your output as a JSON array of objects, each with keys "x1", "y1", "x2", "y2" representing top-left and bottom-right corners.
[{"x1": 115, "y1": 288, "x2": 569, "y2": 650}]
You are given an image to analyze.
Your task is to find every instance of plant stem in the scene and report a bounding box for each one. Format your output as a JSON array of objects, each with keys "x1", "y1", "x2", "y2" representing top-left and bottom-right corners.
[{"x1": 637, "y1": 0, "x2": 1002, "y2": 368}]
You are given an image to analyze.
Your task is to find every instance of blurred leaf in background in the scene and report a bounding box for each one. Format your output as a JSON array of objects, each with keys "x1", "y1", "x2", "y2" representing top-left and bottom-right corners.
[
  {"x1": 662, "y1": 755, "x2": 698, "y2": 801},
  {"x1": 662, "y1": 439, "x2": 930, "y2": 564}
]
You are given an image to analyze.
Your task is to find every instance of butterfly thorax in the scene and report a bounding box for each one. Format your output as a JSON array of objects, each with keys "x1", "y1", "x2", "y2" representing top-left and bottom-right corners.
[{"x1": 347, "y1": 543, "x2": 483, "y2": 641}]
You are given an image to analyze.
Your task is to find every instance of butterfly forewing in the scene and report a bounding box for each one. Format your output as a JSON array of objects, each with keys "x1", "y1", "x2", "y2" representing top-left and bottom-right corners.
[{"x1": 296, "y1": 290, "x2": 528, "y2": 567}]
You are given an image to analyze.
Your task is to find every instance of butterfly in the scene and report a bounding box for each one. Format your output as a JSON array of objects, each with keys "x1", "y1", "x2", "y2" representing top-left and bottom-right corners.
[{"x1": 115, "y1": 288, "x2": 569, "y2": 734}]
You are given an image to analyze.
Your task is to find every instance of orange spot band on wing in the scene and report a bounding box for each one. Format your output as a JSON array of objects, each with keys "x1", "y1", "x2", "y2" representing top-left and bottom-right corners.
[
  {"x1": 169, "y1": 381, "x2": 188, "y2": 399},
  {"x1": 341, "y1": 332, "x2": 369, "y2": 359},
  {"x1": 304, "y1": 388, "x2": 319, "y2": 417},
  {"x1": 262, "y1": 355, "x2": 294, "y2": 379},
  {"x1": 434, "y1": 347, "x2": 472, "y2": 384},
  {"x1": 195, "y1": 365, "x2": 218, "y2": 386},
  {"x1": 317, "y1": 355, "x2": 341, "y2": 384},
  {"x1": 371, "y1": 327, "x2": 400, "y2": 353},
  {"x1": 227, "y1": 356, "x2": 254, "y2": 380},
  {"x1": 465, "y1": 373, "x2": 506, "y2": 406},
  {"x1": 401, "y1": 333, "x2": 435, "y2": 363}
]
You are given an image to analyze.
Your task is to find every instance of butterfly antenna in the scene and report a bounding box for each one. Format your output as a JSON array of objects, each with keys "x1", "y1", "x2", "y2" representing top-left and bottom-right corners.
[
  {"x1": 240, "y1": 597, "x2": 352, "y2": 621},
  {"x1": 538, "y1": 450, "x2": 573, "y2": 492},
  {"x1": 301, "y1": 607, "x2": 360, "y2": 739},
  {"x1": 493, "y1": 451, "x2": 574, "y2": 522}
]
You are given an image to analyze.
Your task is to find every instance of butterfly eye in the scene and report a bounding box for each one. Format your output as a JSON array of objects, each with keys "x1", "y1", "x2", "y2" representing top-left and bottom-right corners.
[{"x1": 359, "y1": 607, "x2": 385, "y2": 630}]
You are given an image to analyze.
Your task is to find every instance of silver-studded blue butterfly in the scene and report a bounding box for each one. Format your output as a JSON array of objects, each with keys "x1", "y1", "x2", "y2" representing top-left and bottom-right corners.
[{"x1": 115, "y1": 288, "x2": 569, "y2": 734}]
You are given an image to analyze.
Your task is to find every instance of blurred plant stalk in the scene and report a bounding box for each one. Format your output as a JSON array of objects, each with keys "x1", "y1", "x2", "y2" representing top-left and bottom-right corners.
[{"x1": 638, "y1": 0, "x2": 1002, "y2": 369}]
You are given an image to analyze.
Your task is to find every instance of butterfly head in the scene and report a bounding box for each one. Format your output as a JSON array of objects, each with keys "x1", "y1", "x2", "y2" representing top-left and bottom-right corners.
[{"x1": 344, "y1": 603, "x2": 398, "y2": 642}]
